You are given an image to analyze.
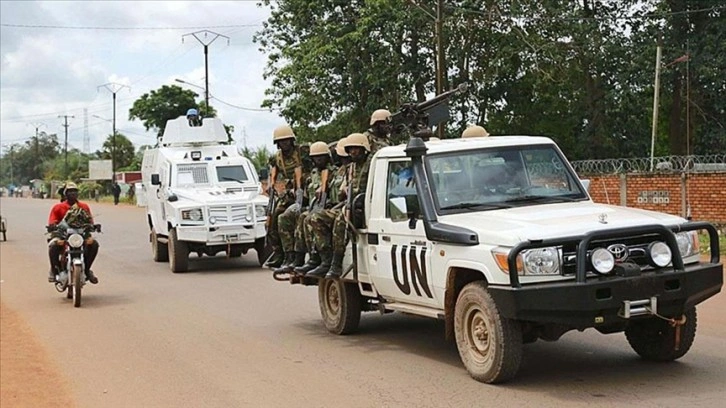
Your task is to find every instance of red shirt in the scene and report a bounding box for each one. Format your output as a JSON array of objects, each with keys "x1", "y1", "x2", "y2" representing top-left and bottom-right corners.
[{"x1": 48, "y1": 201, "x2": 94, "y2": 225}]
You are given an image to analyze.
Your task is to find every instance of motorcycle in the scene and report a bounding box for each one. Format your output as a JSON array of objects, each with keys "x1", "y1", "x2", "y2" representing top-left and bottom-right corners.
[{"x1": 47, "y1": 222, "x2": 101, "y2": 307}]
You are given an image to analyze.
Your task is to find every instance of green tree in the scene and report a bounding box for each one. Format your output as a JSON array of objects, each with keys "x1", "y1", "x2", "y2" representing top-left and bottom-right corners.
[
  {"x1": 98, "y1": 132, "x2": 136, "y2": 170},
  {"x1": 129, "y1": 85, "x2": 201, "y2": 137},
  {"x1": 241, "y1": 145, "x2": 272, "y2": 172}
]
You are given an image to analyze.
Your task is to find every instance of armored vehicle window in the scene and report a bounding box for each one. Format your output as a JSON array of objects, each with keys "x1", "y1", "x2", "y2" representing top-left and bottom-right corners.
[
  {"x1": 386, "y1": 161, "x2": 419, "y2": 221},
  {"x1": 177, "y1": 164, "x2": 209, "y2": 185},
  {"x1": 216, "y1": 165, "x2": 249, "y2": 183}
]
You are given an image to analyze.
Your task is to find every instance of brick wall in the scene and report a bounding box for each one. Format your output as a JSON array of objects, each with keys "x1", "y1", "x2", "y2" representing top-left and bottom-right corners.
[{"x1": 586, "y1": 172, "x2": 726, "y2": 224}]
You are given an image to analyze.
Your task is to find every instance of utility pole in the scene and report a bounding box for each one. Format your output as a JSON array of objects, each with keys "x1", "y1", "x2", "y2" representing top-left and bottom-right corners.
[
  {"x1": 182, "y1": 30, "x2": 229, "y2": 116},
  {"x1": 28, "y1": 122, "x2": 46, "y2": 180},
  {"x1": 58, "y1": 115, "x2": 74, "y2": 180},
  {"x1": 98, "y1": 82, "x2": 130, "y2": 181},
  {"x1": 435, "y1": 0, "x2": 446, "y2": 138},
  {"x1": 650, "y1": 37, "x2": 663, "y2": 172}
]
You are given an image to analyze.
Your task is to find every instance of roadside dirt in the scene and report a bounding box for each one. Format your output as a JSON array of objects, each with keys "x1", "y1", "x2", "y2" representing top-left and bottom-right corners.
[{"x1": 0, "y1": 301, "x2": 76, "y2": 408}]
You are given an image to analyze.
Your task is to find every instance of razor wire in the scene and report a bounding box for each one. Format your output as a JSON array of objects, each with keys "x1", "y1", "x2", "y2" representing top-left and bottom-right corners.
[{"x1": 571, "y1": 155, "x2": 726, "y2": 175}]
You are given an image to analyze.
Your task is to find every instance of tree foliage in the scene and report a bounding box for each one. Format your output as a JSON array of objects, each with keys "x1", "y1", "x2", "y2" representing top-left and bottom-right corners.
[
  {"x1": 255, "y1": 0, "x2": 725, "y2": 158},
  {"x1": 97, "y1": 132, "x2": 136, "y2": 171},
  {"x1": 129, "y1": 85, "x2": 202, "y2": 137}
]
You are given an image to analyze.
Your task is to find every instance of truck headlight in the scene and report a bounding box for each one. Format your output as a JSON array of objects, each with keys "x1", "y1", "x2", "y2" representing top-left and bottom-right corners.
[
  {"x1": 493, "y1": 246, "x2": 560, "y2": 275},
  {"x1": 68, "y1": 233, "x2": 84, "y2": 248},
  {"x1": 675, "y1": 232, "x2": 698, "y2": 258},
  {"x1": 590, "y1": 247, "x2": 615, "y2": 274},
  {"x1": 522, "y1": 247, "x2": 560, "y2": 275},
  {"x1": 648, "y1": 241, "x2": 672, "y2": 267},
  {"x1": 255, "y1": 205, "x2": 267, "y2": 220},
  {"x1": 182, "y1": 208, "x2": 203, "y2": 221}
]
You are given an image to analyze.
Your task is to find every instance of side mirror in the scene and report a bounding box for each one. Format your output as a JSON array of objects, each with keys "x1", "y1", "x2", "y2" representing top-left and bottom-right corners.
[
  {"x1": 580, "y1": 179, "x2": 591, "y2": 193},
  {"x1": 167, "y1": 194, "x2": 178, "y2": 202},
  {"x1": 151, "y1": 174, "x2": 160, "y2": 186}
]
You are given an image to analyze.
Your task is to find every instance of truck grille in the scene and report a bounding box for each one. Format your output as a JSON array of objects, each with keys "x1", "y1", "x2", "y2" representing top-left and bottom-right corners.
[
  {"x1": 208, "y1": 204, "x2": 251, "y2": 224},
  {"x1": 562, "y1": 233, "x2": 662, "y2": 275}
]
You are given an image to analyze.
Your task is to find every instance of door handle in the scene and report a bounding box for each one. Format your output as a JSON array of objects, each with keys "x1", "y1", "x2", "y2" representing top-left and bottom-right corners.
[{"x1": 382, "y1": 235, "x2": 391, "y2": 242}]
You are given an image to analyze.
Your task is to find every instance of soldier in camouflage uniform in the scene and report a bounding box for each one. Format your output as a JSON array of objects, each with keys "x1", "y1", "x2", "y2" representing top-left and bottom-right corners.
[
  {"x1": 461, "y1": 125, "x2": 489, "y2": 138},
  {"x1": 307, "y1": 134, "x2": 372, "y2": 279},
  {"x1": 265, "y1": 125, "x2": 304, "y2": 268},
  {"x1": 305, "y1": 136, "x2": 350, "y2": 277},
  {"x1": 273, "y1": 141, "x2": 331, "y2": 274},
  {"x1": 365, "y1": 109, "x2": 392, "y2": 153},
  {"x1": 47, "y1": 182, "x2": 100, "y2": 284}
]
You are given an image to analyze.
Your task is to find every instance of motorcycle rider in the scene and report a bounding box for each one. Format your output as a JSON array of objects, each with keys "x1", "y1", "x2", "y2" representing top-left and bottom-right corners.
[{"x1": 47, "y1": 182, "x2": 99, "y2": 284}]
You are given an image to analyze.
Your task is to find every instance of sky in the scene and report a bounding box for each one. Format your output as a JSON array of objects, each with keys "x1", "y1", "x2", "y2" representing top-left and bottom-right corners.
[{"x1": 0, "y1": 0, "x2": 281, "y2": 157}]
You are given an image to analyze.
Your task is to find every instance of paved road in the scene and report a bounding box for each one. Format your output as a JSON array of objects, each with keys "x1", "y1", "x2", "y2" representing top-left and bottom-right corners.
[{"x1": 1, "y1": 197, "x2": 725, "y2": 408}]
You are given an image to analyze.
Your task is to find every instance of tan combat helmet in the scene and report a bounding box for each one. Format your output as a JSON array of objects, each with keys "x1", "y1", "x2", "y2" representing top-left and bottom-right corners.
[
  {"x1": 345, "y1": 133, "x2": 371, "y2": 152},
  {"x1": 310, "y1": 141, "x2": 330, "y2": 157},
  {"x1": 461, "y1": 125, "x2": 490, "y2": 138},
  {"x1": 335, "y1": 136, "x2": 349, "y2": 157},
  {"x1": 370, "y1": 109, "x2": 392, "y2": 126},
  {"x1": 272, "y1": 124, "x2": 296, "y2": 143}
]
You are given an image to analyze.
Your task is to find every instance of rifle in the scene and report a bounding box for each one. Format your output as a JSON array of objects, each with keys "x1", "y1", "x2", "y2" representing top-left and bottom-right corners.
[
  {"x1": 264, "y1": 165, "x2": 276, "y2": 231},
  {"x1": 390, "y1": 83, "x2": 468, "y2": 139},
  {"x1": 311, "y1": 168, "x2": 329, "y2": 213}
]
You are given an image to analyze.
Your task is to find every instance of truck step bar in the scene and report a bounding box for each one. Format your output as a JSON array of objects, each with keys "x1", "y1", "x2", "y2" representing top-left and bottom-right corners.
[{"x1": 381, "y1": 302, "x2": 444, "y2": 320}]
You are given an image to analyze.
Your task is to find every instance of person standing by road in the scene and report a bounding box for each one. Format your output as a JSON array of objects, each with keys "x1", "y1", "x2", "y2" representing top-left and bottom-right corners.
[{"x1": 112, "y1": 182, "x2": 121, "y2": 205}]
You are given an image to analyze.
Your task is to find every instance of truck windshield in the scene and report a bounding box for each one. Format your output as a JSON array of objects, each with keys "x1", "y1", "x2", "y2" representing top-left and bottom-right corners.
[
  {"x1": 428, "y1": 145, "x2": 588, "y2": 213},
  {"x1": 216, "y1": 165, "x2": 249, "y2": 183}
]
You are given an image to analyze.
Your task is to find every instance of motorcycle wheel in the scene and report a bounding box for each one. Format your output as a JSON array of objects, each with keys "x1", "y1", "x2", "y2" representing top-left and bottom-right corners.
[{"x1": 72, "y1": 264, "x2": 82, "y2": 307}]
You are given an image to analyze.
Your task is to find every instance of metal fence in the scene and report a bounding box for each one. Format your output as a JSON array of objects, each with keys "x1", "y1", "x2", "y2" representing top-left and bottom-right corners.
[{"x1": 571, "y1": 154, "x2": 726, "y2": 175}]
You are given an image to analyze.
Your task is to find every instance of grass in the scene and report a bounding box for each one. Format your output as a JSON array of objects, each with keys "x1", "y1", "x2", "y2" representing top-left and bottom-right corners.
[{"x1": 698, "y1": 230, "x2": 726, "y2": 256}]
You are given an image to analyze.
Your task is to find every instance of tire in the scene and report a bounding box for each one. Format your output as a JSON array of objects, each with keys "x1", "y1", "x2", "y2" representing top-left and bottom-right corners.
[
  {"x1": 255, "y1": 239, "x2": 273, "y2": 267},
  {"x1": 151, "y1": 228, "x2": 169, "y2": 262},
  {"x1": 625, "y1": 307, "x2": 697, "y2": 361},
  {"x1": 72, "y1": 264, "x2": 83, "y2": 308},
  {"x1": 454, "y1": 281, "x2": 522, "y2": 384},
  {"x1": 318, "y1": 278, "x2": 361, "y2": 335},
  {"x1": 168, "y1": 228, "x2": 189, "y2": 273},
  {"x1": 229, "y1": 246, "x2": 244, "y2": 258}
]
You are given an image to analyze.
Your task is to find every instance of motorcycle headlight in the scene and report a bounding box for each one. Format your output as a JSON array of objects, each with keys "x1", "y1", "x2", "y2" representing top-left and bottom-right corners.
[
  {"x1": 648, "y1": 241, "x2": 672, "y2": 267},
  {"x1": 255, "y1": 205, "x2": 267, "y2": 220},
  {"x1": 522, "y1": 247, "x2": 561, "y2": 275},
  {"x1": 675, "y1": 232, "x2": 698, "y2": 258},
  {"x1": 182, "y1": 208, "x2": 203, "y2": 221},
  {"x1": 591, "y1": 247, "x2": 615, "y2": 274},
  {"x1": 68, "y1": 233, "x2": 84, "y2": 248}
]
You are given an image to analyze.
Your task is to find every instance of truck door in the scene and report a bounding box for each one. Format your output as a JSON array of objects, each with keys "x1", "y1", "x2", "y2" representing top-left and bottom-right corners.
[
  {"x1": 367, "y1": 160, "x2": 437, "y2": 307},
  {"x1": 150, "y1": 161, "x2": 170, "y2": 235}
]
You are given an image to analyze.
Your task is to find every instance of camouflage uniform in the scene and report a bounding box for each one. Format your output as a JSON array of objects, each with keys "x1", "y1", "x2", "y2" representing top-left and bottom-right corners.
[
  {"x1": 308, "y1": 163, "x2": 347, "y2": 252},
  {"x1": 267, "y1": 147, "x2": 303, "y2": 250},
  {"x1": 365, "y1": 130, "x2": 390, "y2": 154},
  {"x1": 276, "y1": 148, "x2": 314, "y2": 254},
  {"x1": 332, "y1": 154, "x2": 371, "y2": 253}
]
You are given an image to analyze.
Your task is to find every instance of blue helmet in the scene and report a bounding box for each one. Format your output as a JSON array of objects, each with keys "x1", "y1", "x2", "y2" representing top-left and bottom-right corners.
[{"x1": 186, "y1": 108, "x2": 199, "y2": 117}]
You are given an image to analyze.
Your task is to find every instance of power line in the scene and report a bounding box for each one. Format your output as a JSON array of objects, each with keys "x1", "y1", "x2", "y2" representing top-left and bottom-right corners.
[
  {"x1": 446, "y1": 5, "x2": 725, "y2": 22},
  {"x1": 0, "y1": 23, "x2": 262, "y2": 30}
]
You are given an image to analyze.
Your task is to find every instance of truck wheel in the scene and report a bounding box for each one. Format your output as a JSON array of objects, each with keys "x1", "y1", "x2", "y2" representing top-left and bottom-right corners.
[
  {"x1": 625, "y1": 307, "x2": 697, "y2": 361},
  {"x1": 168, "y1": 229, "x2": 189, "y2": 273},
  {"x1": 255, "y1": 239, "x2": 272, "y2": 267},
  {"x1": 151, "y1": 228, "x2": 169, "y2": 262},
  {"x1": 454, "y1": 281, "x2": 522, "y2": 384},
  {"x1": 318, "y1": 278, "x2": 361, "y2": 335}
]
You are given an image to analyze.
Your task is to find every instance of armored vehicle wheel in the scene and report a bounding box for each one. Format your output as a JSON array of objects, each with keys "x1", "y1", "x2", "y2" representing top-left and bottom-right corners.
[
  {"x1": 151, "y1": 228, "x2": 168, "y2": 262},
  {"x1": 454, "y1": 281, "x2": 522, "y2": 384},
  {"x1": 255, "y1": 238, "x2": 272, "y2": 267},
  {"x1": 318, "y1": 278, "x2": 361, "y2": 335},
  {"x1": 168, "y1": 229, "x2": 189, "y2": 273},
  {"x1": 625, "y1": 307, "x2": 697, "y2": 361}
]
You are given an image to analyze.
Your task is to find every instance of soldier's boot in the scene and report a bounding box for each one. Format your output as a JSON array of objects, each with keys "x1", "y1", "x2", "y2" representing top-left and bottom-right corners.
[
  {"x1": 295, "y1": 252, "x2": 321, "y2": 274},
  {"x1": 274, "y1": 252, "x2": 305, "y2": 274},
  {"x1": 324, "y1": 252, "x2": 344, "y2": 280},
  {"x1": 272, "y1": 252, "x2": 296, "y2": 274},
  {"x1": 264, "y1": 247, "x2": 285, "y2": 268},
  {"x1": 306, "y1": 252, "x2": 332, "y2": 278}
]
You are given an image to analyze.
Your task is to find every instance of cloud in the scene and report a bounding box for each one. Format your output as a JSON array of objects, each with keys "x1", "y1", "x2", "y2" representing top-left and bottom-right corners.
[{"x1": 1, "y1": 0, "x2": 280, "y2": 156}]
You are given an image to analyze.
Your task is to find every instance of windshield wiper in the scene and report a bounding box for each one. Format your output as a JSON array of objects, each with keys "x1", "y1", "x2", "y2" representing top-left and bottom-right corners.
[
  {"x1": 503, "y1": 195, "x2": 578, "y2": 204},
  {"x1": 221, "y1": 176, "x2": 245, "y2": 184},
  {"x1": 440, "y1": 202, "x2": 511, "y2": 211}
]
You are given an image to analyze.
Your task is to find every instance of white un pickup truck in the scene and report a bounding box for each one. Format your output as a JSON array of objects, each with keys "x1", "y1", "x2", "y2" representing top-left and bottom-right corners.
[
  {"x1": 140, "y1": 116, "x2": 269, "y2": 272},
  {"x1": 283, "y1": 134, "x2": 723, "y2": 384}
]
